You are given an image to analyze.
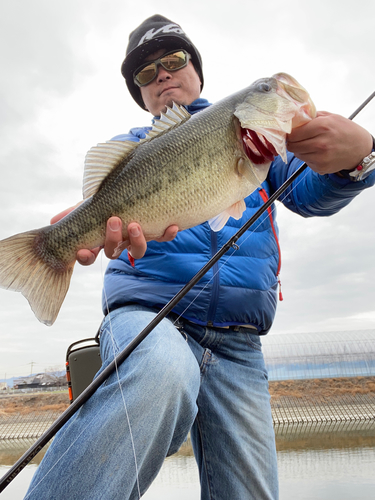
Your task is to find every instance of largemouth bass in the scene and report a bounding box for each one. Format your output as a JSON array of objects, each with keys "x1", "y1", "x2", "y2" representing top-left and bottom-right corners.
[{"x1": 0, "y1": 72, "x2": 316, "y2": 325}]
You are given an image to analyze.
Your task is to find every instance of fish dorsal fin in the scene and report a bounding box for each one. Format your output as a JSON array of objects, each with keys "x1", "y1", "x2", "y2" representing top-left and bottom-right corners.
[
  {"x1": 208, "y1": 199, "x2": 247, "y2": 231},
  {"x1": 83, "y1": 140, "x2": 140, "y2": 199},
  {"x1": 82, "y1": 103, "x2": 191, "y2": 199},
  {"x1": 145, "y1": 102, "x2": 191, "y2": 139}
]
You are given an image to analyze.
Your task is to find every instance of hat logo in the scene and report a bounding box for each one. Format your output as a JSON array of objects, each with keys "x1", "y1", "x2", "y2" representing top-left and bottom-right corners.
[{"x1": 138, "y1": 23, "x2": 186, "y2": 46}]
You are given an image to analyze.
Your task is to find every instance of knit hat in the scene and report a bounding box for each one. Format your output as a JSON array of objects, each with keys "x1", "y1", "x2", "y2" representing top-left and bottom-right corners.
[{"x1": 121, "y1": 15, "x2": 204, "y2": 110}]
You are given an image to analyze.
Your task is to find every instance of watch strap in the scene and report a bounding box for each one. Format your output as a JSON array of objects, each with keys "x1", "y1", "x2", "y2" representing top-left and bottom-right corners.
[{"x1": 340, "y1": 135, "x2": 375, "y2": 181}]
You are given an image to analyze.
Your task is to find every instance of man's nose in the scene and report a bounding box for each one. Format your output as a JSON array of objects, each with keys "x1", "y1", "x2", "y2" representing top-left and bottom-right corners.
[{"x1": 157, "y1": 66, "x2": 172, "y2": 82}]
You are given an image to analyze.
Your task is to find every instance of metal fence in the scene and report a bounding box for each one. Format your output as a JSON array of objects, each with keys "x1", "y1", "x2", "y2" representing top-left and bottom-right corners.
[
  {"x1": 262, "y1": 330, "x2": 375, "y2": 381},
  {"x1": 271, "y1": 390, "x2": 375, "y2": 425},
  {"x1": 0, "y1": 330, "x2": 374, "y2": 439},
  {"x1": 1, "y1": 390, "x2": 374, "y2": 440},
  {"x1": 0, "y1": 411, "x2": 62, "y2": 440},
  {"x1": 263, "y1": 330, "x2": 375, "y2": 424}
]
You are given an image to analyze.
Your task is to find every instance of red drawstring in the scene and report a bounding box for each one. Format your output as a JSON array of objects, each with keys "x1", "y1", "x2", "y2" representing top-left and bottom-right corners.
[
  {"x1": 278, "y1": 277, "x2": 283, "y2": 302},
  {"x1": 127, "y1": 253, "x2": 135, "y2": 267},
  {"x1": 259, "y1": 189, "x2": 283, "y2": 301}
]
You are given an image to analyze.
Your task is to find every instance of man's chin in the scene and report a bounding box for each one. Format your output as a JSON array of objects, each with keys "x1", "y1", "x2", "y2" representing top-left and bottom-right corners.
[
  {"x1": 155, "y1": 92, "x2": 191, "y2": 116},
  {"x1": 160, "y1": 88, "x2": 185, "y2": 108},
  {"x1": 163, "y1": 98, "x2": 176, "y2": 109}
]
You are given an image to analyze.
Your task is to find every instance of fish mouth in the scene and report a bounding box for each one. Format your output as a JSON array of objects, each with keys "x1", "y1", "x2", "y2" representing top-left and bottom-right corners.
[{"x1": 241, "y1": 128, "x2": 278, "y2": 165}]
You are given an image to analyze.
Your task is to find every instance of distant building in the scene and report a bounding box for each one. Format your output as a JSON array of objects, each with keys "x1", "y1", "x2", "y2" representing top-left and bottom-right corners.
[
  {"x1": 0, "y1": 382, "x2": 7, "y2": 391},
  {"x1": 13, "y1": 372, "x2": 67, "y2": 389}
]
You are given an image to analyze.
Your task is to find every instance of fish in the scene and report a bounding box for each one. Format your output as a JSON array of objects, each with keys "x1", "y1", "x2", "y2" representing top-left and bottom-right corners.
[{"x1": 0, "y1": 72, "x2": 316, "y2": 326}]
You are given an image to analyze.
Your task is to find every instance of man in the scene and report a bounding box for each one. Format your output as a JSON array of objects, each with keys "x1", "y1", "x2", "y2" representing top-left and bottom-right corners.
[{"x1": 26, "y1": 15, "x2": 374, "y2": 500}]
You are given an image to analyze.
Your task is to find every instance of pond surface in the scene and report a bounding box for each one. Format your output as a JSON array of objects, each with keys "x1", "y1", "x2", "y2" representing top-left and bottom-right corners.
[{"x1": 1, "y1": 421, "x2": 375, "y2": 499}]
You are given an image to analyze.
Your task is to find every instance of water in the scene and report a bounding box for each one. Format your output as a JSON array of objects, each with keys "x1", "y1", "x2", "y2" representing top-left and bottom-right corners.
[
  {"x1": 1, "y1": 422, "x2": 375, "y2": 499},
  {"x1": 275, "y1": 421, "x2": 375, "y2": 500}
]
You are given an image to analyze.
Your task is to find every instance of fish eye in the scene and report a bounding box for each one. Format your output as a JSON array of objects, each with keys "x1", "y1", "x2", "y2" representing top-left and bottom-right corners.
[{"x1": 258, "y1": 82, "x2": 272, "y2": 93}]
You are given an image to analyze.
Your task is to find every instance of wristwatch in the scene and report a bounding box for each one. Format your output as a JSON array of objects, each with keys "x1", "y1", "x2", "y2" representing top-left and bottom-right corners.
[
  {"x1": 338, "y1": 135, "x2": 375, "y2": 181},
  {"x1": 349, "y1": 151, "x2": 375, "y2": 181}
]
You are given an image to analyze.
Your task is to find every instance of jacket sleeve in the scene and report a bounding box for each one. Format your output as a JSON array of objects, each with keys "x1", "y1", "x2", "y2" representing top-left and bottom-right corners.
[
  {"x1": 111, "y1": 126, "x2": 152, "y2": 142},
  {"x1": 267, "y1": 152, "x2": 375, "y2": 218}
]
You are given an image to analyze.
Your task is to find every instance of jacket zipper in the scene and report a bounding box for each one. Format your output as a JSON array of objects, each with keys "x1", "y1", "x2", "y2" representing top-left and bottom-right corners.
[
  {"x1": 207, "y1": 229, "x2": 220, "y2": 323},
  {"x1": 259, "y1": 189, "x2": 283, "y2": 301}
]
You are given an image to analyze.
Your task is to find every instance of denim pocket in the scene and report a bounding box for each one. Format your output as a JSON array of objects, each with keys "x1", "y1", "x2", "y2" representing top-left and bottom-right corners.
[{"x1": 244, "y1": 331, "x2": 262, "y2": 352}]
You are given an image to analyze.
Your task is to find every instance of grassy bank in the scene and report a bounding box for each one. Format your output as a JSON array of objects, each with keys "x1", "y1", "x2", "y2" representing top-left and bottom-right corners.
[
  {"x1": 1, "y1": 377, "x2": 374, "y2": 416},
  {"x1": 0, "y1": 391, "x2": 69, "y2": 416},
  {"x1": 269, "y1": 376, "x2": 375, "y2": 404}
]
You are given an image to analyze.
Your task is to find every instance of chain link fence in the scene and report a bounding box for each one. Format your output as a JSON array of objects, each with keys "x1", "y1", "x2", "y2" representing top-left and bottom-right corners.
[
  {"x1": 271, "y1": 389, "x2": 375, "y2": 425},
  {"x1": 0, "y1": 411, "x2": 62, "y2": 440}
]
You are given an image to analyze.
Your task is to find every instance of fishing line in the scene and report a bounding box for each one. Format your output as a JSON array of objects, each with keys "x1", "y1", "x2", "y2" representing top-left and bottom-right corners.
[
  {"x1": 23, "y1": 421, "x2": 91, "y2": 498},
  {"x1": 172, "y1": 166, "x2": 309, "y2": 323},
  {"x1": 22, "y1": 370, "x2": 144, "y2": 499},
  {"x1": 1, "y1": 90, "x2": 373, "y2": 493},
  {"x1": 101, "y1": 255, "x2": 142, "y2": 500},
  {"x1": 22, "y1": 202, "x2": 284, "y2": 498},
  {"x1": 23, "y1": 257, "x2": 145, "y2": 500},
  {"x1": 0, "y1": 160, "x2": 326, "y2": 494}
]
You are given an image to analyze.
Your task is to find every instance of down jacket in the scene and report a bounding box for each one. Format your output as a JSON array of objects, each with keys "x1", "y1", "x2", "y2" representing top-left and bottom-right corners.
[{"x1": 102, "y1": 98, "x2": 375, "y2": 334}]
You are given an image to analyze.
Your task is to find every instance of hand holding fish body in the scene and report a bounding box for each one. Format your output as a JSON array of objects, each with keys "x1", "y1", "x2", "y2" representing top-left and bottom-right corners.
[{"x1": 0, "y1": 73, "x2": 316, "y2": 325}]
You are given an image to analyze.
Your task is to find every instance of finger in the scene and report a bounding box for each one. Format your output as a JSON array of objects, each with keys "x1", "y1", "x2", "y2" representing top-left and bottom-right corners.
[
  {"x1": 155, "y1": 225, "x2": 179, "y2": 242},
  {"x1": 286, "y1": 135, "x2": 317, "y2": 153},
  {"x1": 288, "y1": 122, "x2": 320, "y2": 144},
  {"x1": 287, "y1": 112, "x2": 333, "y2": 144},
  {"x1": 104, "y1": 217, "x2": 124, "y2": 259},
  {"x1": 50, "y1": 202, "x2": 82, "y2": 224},
  {"x1": 77, "y1": 247, "x2": 101, "y2": 266},
  {"x1": 127, "y1": 222, "x2": 147, "y2": 259}
]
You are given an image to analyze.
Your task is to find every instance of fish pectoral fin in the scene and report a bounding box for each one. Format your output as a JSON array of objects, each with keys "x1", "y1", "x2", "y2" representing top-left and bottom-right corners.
[
  {"x1": 237, "y1": 157, "x2": 269, "y2": 187},
  {"x1": 208, "y1": 200, "x2": 246, "y2": 231},
  {"x1": 83, "y1": 140, "x2": 140, "y2": 199},
  {"x1": 145, "y1": 102, "x2": 191, "y2": 139},
  {"x1": 0, "y1": 230, "x2": 75, "y2": 325},
  {"x1": 226, "y1": 199, "x2": 247, "y2": 219}
]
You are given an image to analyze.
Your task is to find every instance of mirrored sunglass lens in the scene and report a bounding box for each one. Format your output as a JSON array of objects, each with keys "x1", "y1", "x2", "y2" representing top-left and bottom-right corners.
[
  {"x1": 136, "y1": 63, "x2": 157, "y2": 85},
  {"x1": 160, "y1": 51, "x2": 187, "y2": 70}
]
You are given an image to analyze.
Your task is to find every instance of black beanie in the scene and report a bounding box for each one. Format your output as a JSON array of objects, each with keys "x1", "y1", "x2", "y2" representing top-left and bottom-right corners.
[{"x1": 121, "y1": 15, "x2": 204, "y2": 110}]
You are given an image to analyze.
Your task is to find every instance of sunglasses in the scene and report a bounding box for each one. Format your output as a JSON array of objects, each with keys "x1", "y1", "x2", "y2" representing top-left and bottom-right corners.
[{"x1": 133, "y1": 50, "x2": 191, "y2": 87}]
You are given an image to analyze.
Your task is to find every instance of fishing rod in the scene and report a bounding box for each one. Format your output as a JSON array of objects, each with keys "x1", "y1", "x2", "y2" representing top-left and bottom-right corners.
[{"x1": 0, "y1": 91, "x2": 374, "y2": 493}]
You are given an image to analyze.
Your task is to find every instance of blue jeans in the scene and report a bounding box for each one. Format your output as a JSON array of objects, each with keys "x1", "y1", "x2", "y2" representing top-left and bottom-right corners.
[{"x1": 25, "y1": 305, "x2": 278, "y2": 499}]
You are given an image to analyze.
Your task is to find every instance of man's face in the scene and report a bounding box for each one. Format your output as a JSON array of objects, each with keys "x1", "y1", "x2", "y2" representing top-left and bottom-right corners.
[{"x1": 139, "y1": 49, "x2": 202, "y2": 116}]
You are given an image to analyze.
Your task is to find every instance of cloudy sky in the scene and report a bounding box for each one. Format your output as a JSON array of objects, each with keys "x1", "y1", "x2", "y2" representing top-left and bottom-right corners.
[{"x1": 0, "y1": 0, "x2": 374, "y2": 378}]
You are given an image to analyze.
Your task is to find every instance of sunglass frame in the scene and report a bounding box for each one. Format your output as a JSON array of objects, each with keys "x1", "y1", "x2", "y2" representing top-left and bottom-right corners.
[{"x1": 133, "y1": 49, "x2": 191, "y2": 87}]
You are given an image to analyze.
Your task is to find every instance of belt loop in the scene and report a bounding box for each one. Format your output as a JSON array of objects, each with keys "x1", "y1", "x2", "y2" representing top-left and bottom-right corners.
[{"x1": 167, "y1": 312, "x2": 188, "y2": 341}]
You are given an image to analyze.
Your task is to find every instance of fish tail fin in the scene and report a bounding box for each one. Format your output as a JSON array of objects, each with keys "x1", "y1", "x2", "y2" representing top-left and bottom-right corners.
[{"x1": 0, "y1": 230, "x2": 75, "y2": 325}]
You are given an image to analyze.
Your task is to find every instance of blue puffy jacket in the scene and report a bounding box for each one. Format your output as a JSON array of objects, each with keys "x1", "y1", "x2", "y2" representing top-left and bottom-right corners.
[{"x1": 102, "y1": 99, "x2": 375, "y2": 334}]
